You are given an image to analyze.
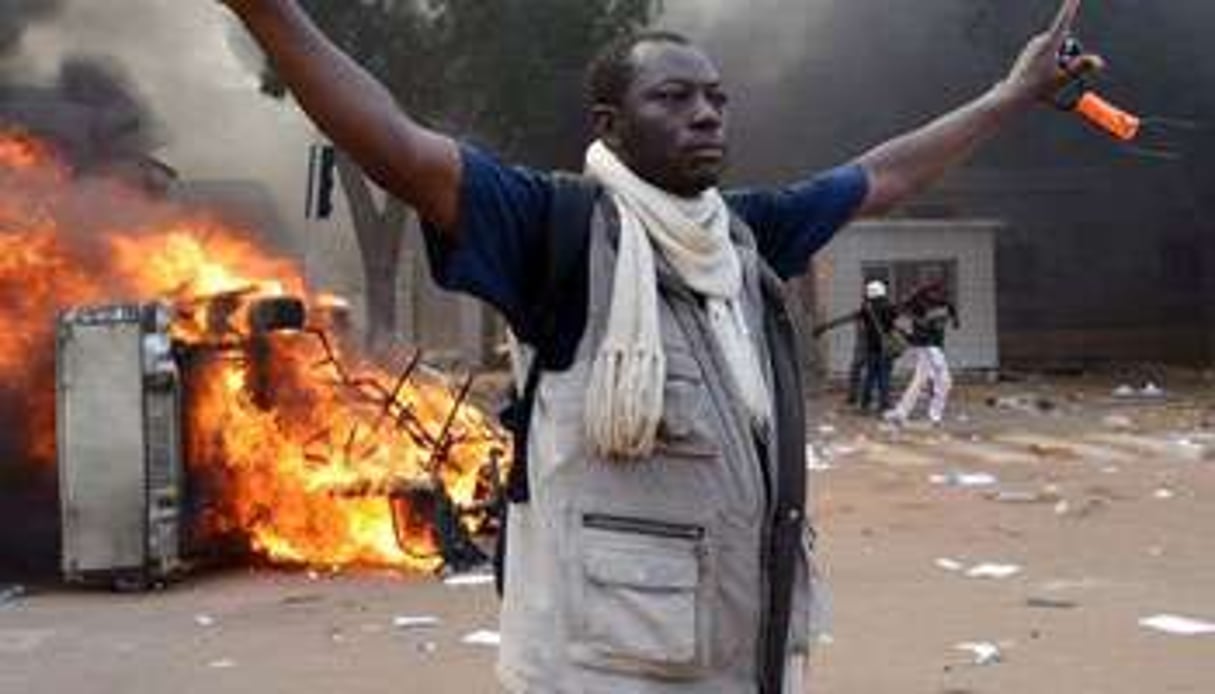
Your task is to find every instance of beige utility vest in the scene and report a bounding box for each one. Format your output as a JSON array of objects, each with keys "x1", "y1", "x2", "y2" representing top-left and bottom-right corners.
[{"x1": 498, "y1": 198, "x2": 821, "y2": 694}]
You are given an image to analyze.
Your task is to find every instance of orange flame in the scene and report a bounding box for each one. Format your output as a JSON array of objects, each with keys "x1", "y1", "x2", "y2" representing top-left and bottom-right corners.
[{"x1": 0, "y1": 129, "x2": 505, "y2": 571}]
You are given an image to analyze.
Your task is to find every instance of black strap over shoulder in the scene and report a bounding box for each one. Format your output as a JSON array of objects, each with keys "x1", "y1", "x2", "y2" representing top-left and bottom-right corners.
[
  {"x1": 501, "y1": 172, "x2": 599, "y2": 505},
  {"x1": 534, "y1": 172, "x2": 600, "y2": 370},
  {"x1": 495, "y1": 172, "x2": 598, "y2": 597},
  {"x1": 756, "y1": 264, "x2": 810, "y2": 694}
]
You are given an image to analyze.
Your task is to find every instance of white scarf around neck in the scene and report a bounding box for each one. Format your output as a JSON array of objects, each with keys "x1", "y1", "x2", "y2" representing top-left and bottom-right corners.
[{"x1": 582, "y1": 140, "x2": 772, "y2": 459}]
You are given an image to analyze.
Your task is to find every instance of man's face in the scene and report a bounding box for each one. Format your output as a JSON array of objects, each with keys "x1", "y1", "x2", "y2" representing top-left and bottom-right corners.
[{"x1": 597, "y1": 41, "x2": 729, "y2": 196}]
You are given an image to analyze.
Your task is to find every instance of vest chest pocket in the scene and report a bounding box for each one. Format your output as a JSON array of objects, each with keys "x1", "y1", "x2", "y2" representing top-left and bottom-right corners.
[
  {"x1": 657, "y1": 351, "x2": 722, "y2": 459},
  {"x1": 569, "y1": 513, "x2": 713, "y2": 679}
]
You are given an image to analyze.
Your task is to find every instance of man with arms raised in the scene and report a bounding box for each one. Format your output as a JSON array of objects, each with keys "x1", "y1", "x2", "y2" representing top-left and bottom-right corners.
[{"x1": 215, "y1": 1, "x2": 1099, "y2": 691}]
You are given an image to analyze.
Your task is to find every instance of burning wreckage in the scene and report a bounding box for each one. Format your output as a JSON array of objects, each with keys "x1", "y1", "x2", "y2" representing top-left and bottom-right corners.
[{"x1": 1, "y1": 130, "x2": 507, "y2": 588}]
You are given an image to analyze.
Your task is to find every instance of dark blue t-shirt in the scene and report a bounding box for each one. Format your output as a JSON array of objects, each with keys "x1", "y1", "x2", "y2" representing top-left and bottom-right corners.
[{"x1": 423, "y1": 145, "x2": 868, "y2": 363}]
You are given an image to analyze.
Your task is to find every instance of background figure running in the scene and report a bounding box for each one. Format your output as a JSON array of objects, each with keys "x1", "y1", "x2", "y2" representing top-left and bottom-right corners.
[
  {"x1": 887, "y1": 280, "x2": 959, "y2": 425},
  {"x1": 815, "y1": 280, "x2": 900, "y2": 415}
]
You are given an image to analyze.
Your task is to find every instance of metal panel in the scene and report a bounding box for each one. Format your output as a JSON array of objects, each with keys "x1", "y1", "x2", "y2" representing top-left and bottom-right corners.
[
  {"x1": 58, "y1": 314, "x2": 147, "y2": 576},
  {"x1": 144, "y1": 375, "x2": 183, "y2": 576}
]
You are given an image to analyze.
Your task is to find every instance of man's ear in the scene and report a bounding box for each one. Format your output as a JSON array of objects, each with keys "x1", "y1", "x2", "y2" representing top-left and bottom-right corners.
[{"x1": 591, "y1": 104, "x2": 622, "y2": 146}]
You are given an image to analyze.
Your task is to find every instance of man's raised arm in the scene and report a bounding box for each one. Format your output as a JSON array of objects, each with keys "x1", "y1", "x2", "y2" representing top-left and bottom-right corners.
[
  {"x1": 221, "y1": 0, "x2": 461, "y2": 231},
  {"x1": 853, "y1": 0, "x2": 1102, "y2": 218}
]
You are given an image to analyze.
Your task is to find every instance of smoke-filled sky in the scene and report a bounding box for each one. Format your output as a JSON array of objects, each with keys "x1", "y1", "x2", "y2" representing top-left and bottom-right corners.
[
  {"x1": 2, "y1": 0, "x2": 1212, "y2": 219},
  {"x1": 665, "y1": 0, "x2": 1213, "y2": 190},
  {"x1": 9, "y1": 0, "x2": 313, "y2": 222}
]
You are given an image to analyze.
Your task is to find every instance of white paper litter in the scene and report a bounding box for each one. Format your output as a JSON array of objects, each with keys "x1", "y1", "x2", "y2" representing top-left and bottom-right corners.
[
  {"x1": 443, "y1": 573, "x2": 495, "y2": 588},
  {"x1": 931, "y1": 471, "x2": 997, "y2": 488},
  {"x1": 208, "y1": 658, "x2": 237, "y2": 669},
  {"x1": 936, "y1": 559, "x2": 1022, "y2": 579},
  {"x1": 193, "y1": 614, "x2": 216, "y2": 627},
  {"x1": 935, "y1": 558, "x2": 965, "y2": 572},
  {"x1": 954, "y1": 641, "x2": 1002, "y2": 665},
  {"x1": 1138, "y1": 614, "x2": 1215, "y2": 636},
  {"x1": 806, "y1": 446, "x2": 832, "y2": 471},
  {"x1": 393, "y1": 615, "x2": 440, "y2": 630},
  {"x1": 965, "y1": 563, "x2": 1022, "y2": 579},
  {"x1": 461, "y1": 630, "x2": 501, "y2": 647}
]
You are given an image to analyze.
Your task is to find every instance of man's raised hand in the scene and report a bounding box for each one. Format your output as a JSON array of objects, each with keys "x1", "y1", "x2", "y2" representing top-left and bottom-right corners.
[{"x1": 1001, "y1": 0, "x2": 1104, "y2": 104}]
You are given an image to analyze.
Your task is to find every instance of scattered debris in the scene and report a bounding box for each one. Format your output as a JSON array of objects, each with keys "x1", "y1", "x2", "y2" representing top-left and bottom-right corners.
[
  {"x1": 1056, "y1": 495, "x2": 1111, "y2": 519},
  {"x1": 986, "y1": 394, "x2": 1056, "y2": 414},
  {"x1": 1153, "y1": 488, "x2": 1175, "y2": 500},
  {"x1": 934, "y1": 559, "x2": 1023, "y2": 579},
  {"x1": 806, "y1": 445, "x2": 832, "y2": 471},
  {"x1": 965, "y1": 563, "x2": 1023, "y2": 580},
  {"x1": 461, "y1": 629, "x2": 501, "y2": 647},
  {"x1": 1102, "y1": 414, "x2": 1134, "y2": 430},
  {"x1": 1140, "y1": 383, "x2": 1165, "y2": 398},
  {"x1": 193, "y1": 614, "x2": 216, "y2": 628},
  {"x1": 1112, "y1": 383, "x2": 1166, "y2": 400},
  {"x1": 417, "y1": 641, "x2": 438, "y2": 654},
  {"x1": 818, "y1": 424, "x2": 837, "y2": 435},
  {"x1": 207, "y1": 658, "x2": 237, "y2": 669},
  {"x1": 392, "y1": 615, "x2": 440, "y2": 630},
  {"x1": 935, "y1": 558, "x2": 965, "y2": 572},
  {"x1": 953, "y1": 641, "x2": 1002, "y2": 666},
  {"x1": 930, "y1": 471, "x2": 998, "y2": 488},
  {"x1": 988, "y1": 486, "x2": 1062, "y2": 504},
  {"x1": 0, "y1": 585, "x2": 25, "y2": 606},
  {"x1": 1026, "y1": 596, "x2": 1079, "y2": 610},
  {"x1": 1138, "y1": 614, "x2": 1215, "y2": 636}
]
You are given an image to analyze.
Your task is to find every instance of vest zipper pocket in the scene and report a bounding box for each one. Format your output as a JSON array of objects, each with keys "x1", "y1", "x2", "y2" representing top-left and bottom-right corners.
[
  {"x1": 571, "y1": 511, "x2": 711, "y2": 677},
  {"x1": 583, "y1": 513, "x2": 705, "y2": 541}
]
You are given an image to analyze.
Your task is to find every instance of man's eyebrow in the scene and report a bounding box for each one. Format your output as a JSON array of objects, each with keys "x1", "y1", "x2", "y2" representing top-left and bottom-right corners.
[{"x1": 645, "y1": 77, "x2": 723, "y2": 90}]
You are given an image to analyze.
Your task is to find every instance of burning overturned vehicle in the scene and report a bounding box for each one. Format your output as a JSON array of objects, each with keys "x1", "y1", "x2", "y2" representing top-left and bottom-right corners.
[{"x1": 2, "y1": 130, "x2": 507, "y2": 588}]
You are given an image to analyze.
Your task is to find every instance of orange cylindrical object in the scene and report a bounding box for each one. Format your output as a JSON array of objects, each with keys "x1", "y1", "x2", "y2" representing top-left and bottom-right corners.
[{"x1": 1075, "y1": 92, "x2": 1141, "y2": 141}]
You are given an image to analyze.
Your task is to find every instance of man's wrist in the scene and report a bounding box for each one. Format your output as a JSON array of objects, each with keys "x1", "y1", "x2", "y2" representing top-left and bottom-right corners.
[{"x1": 987, "y1": 80, "x2": 1039, "y2": 114}]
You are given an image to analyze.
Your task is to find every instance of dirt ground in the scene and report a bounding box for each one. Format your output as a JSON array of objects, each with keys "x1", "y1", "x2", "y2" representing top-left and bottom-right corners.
[{"x1": 2, "y1": 370, "x2": 1213, "y2": 694}]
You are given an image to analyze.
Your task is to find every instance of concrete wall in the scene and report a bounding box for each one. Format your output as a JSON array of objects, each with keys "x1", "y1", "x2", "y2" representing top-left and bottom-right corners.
[{"x1": 814, "y1": 219, "x2": 1001, "y2": 375}]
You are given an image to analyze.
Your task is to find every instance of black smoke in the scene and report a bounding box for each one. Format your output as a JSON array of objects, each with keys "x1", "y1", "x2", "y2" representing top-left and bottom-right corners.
[
  {"x1": 669, "y1": 0, "x2": 1214, "y2": 364},
  {"x1": 0, "y1": 56, "x2": 165, "y2": 182},
  {"x1": 0, "y1": 0, "x2": 62, "y2": 57}
]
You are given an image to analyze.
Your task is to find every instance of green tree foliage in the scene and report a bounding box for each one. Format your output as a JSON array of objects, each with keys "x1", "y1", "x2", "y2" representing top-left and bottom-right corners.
[{"x1": 287, "y1": 0, "x2": 662, "y2": 166}]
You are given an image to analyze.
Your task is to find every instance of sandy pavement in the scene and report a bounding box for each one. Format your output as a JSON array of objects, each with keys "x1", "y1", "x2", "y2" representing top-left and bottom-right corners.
[{"x1": 2, "y1": 372, "x2": 1212, "y2": 694}]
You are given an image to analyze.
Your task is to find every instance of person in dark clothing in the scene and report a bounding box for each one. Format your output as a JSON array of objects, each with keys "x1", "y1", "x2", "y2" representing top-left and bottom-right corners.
[
  {"x1": 814, "y1": 289, "x2": 870, "y2": 406},
  {"x1": 815, "y1": 280, "x2": 901, "y2": 413}
]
